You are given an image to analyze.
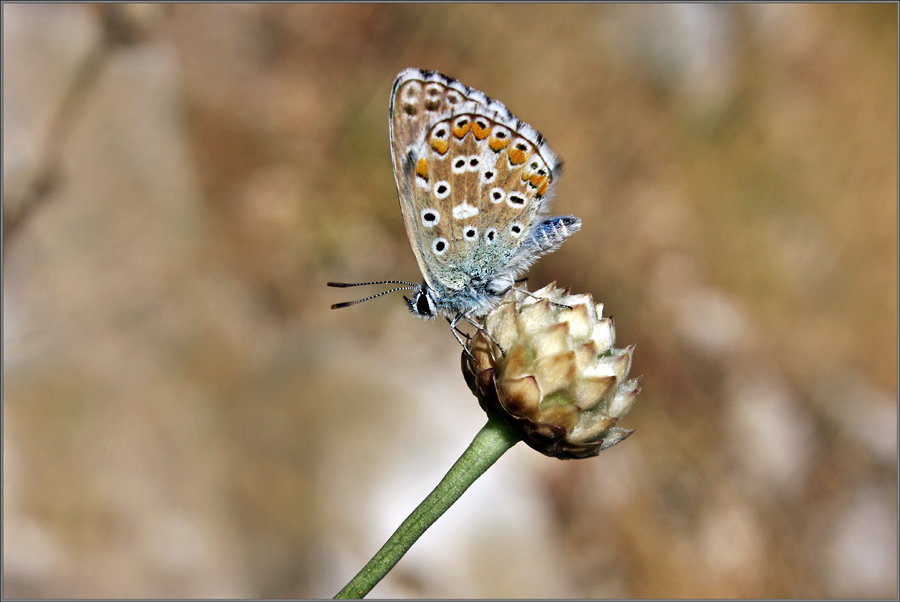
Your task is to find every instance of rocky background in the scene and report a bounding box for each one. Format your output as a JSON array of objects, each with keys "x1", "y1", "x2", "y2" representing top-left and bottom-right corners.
[{"x1": 4, "y1": 4, "x2": 896, "y2": 598}]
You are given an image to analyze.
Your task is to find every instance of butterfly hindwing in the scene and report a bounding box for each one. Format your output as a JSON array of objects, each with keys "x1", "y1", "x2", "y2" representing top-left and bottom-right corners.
[
  {"x1": 331, "y1": 68, "x2": 580, "y2": 332},
  {"x1": 390, "y1": 69, "x2": 562, "y2": 297},
  {"x1": 387, "y1": 68, "x2": 579, "y2": 322},
  {"x1": 409, "y1": 113, "x2": 559, "y2": 293}
]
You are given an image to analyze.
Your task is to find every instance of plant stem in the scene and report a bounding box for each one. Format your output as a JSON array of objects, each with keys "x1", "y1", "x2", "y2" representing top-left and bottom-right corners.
[{"x1": 334, "y1": 416, "x2": 520, "y2": 599}]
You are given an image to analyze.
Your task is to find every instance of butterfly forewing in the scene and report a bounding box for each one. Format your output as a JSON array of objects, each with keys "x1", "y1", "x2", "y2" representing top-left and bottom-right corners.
[{"x1": 390, "y1": 72, "x2": 470, "y2": 289}]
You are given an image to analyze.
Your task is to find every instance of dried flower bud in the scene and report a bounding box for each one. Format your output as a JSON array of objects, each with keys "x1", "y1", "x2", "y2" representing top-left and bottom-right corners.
[{"x1": 462, "y1": 283, "x2": 641, "y2": 459}]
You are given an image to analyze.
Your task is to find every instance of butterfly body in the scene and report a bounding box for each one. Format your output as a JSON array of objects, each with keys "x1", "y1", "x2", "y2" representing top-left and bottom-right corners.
[{"x1": 389, "y1": 68, "x2": 581, "y2": 324}]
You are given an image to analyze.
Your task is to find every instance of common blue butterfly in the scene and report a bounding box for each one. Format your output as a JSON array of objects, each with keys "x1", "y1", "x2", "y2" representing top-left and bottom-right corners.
[{"x1": 330, "y1": 68, "x2": 581, "y2": 346}]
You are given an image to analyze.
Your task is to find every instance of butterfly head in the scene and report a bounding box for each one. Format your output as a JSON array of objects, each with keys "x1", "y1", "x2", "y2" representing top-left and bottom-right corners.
[
  {"x1": 403, "y1": 285, "x2": 437, "y2": 319},
  {"x1": 328, "y1": 280, "x2": 428, "y2": 314}
]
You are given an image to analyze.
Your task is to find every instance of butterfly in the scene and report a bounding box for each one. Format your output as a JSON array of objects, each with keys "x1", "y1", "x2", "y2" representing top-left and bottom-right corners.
[{"x1": 330, "y1": 68, "x2": 581, "y2": 347}]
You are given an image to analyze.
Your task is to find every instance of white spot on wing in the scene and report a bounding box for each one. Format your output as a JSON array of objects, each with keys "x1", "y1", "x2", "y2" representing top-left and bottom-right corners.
[{"x1": 452, "y1": 202, "x2": 479, "y2": 220}]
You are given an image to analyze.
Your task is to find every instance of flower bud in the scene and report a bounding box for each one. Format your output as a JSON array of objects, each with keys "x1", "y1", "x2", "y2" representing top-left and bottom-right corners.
[{"x1": 463, "y1": 283, "x2": 641, "y2": 459}]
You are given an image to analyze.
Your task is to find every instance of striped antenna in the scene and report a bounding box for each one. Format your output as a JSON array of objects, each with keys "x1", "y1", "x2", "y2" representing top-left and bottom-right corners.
[{"x1": 327, "y1": 280, "x2": 419, "y2": 309}]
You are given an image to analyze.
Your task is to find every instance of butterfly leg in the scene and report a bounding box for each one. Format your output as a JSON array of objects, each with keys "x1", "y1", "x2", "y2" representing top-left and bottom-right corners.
[
  {"x1": 447, "y1": 314, "x2": 477, "y2": 360},
  {"x1": 461, "y1": 313, "x2": 506, "y2": 356},
  {"x1": 511, "y1": 286, "x2": 573, "y2": 310},
  {"x1": 446, "y1": 317, "x2": 472, "y2": 342}
]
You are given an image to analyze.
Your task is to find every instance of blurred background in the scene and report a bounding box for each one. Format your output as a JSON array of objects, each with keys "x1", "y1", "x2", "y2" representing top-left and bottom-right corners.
[{"x1": 3, "y1": 4, "x2": 896, "y2": 598}]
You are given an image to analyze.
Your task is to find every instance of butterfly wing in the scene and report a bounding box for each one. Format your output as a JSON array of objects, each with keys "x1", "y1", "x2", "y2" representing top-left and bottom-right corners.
[
  {"x1": 390, "y1": 69, "x2": 491, "y2": 293},
  {"x1": 389, "y1": 69, "x2": 565, "y2": 303}
]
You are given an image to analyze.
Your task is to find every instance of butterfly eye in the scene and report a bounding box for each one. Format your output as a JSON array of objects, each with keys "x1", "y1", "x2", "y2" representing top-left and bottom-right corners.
[
  {"x1": 415, "y1": 291, "x2": 433, "y2": 316},
  {"x1": 490, "y1": 188, "x2": 505, "y2": 203},
  {"x1": 484, "y1": 227, "x2": 498, "y2": 244},
  {"x1": 431, "y1": 237, "x2": 449, "y2": 255},
  {"x1": 507, "y1": 193, "x2": 527, "y2": 208},
  {"x1": 434, "y1": 181, "x2": 451, "y2": 199},
  {"x1": 420, "y1": 208, "x2": 440, "y2": 227},
  {"x1": 463, "y1": 226, "x2": 478, "y2": 241},
  {"x1": 510, "y1": 223, "x2": 524, "y2": 237}
]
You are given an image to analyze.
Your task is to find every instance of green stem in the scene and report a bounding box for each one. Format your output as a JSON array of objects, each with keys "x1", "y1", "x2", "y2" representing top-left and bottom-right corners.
[{"x1": 334, "y1": 416, "x2": 520, "y2": 599}]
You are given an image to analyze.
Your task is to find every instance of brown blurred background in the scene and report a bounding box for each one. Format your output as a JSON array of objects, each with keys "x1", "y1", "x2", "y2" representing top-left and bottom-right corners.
[{"x1": 3, "y1": 4, "x2": 896, "y2": 599}]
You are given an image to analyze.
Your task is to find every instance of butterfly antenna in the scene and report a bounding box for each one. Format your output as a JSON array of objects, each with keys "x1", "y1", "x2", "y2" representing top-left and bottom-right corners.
[
  {"x1": 330, "y1": 285, "x2": 418, "y2": 309},
  {"x1": 328, "y1": 280, "x2": 418, "y2": 288}
]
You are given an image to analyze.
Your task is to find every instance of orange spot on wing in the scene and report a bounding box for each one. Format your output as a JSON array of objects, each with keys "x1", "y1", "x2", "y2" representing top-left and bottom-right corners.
[
  {"x1": 452, "y1": 119, "x2": 472, "y2": 138},
  {"x1": 416, "y1": 157, "x2": 429, "y2": 180},
  {"x1": 530, "y1": 174, "x2": 548, "y2": 188},
  {"x1": 508, "y1": 146, "x2": 529, "y2": 165},
  {"x1": 538, "y1": 179, "x2": 550, "y2": 197},
  {"x1": 431, "y1": 138, "x2": 449, "y2": 155},
  {"x1": 489, "y1": 136, "x2": 511, "y2": 152},
  {"x1": 472, "y1": 121, "x2": 491, "y2": 139}
]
